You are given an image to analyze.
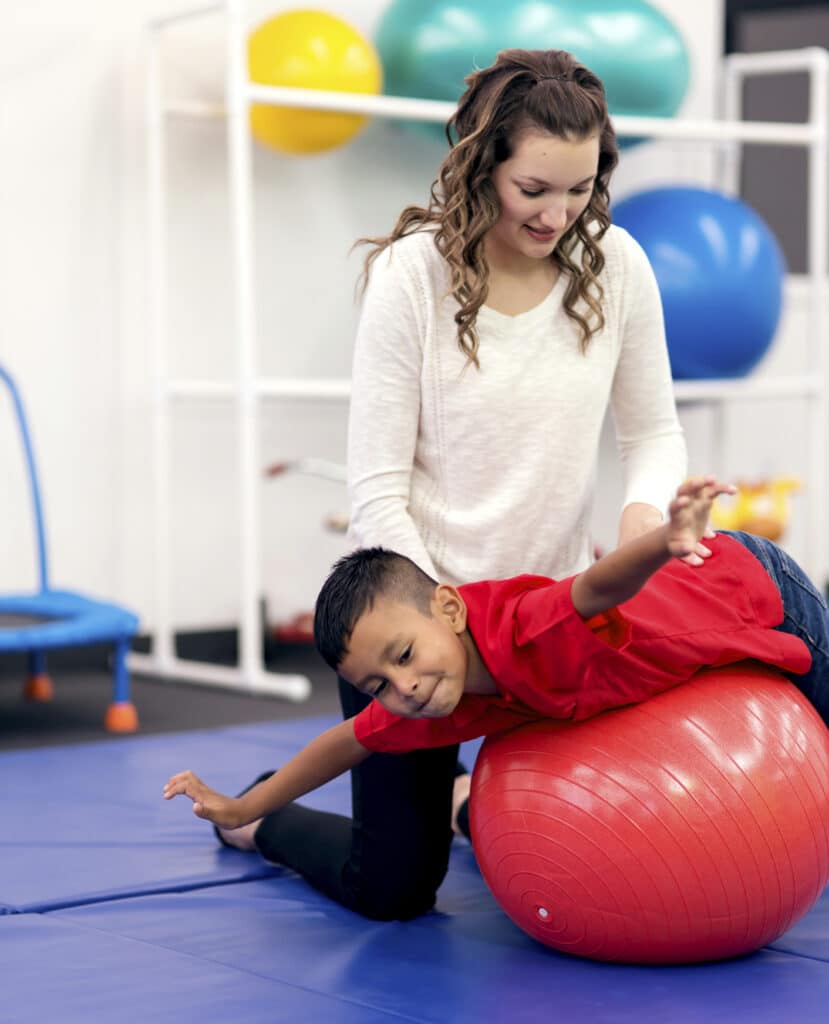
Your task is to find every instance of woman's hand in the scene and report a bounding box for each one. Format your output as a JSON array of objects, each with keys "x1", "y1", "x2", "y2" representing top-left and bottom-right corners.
[
  {"x1": 617, "y1": 502, "x2": 664, "y2": 547},
  {"x1": 618, "y1": 501, "x2": 712, "y2": 567}
]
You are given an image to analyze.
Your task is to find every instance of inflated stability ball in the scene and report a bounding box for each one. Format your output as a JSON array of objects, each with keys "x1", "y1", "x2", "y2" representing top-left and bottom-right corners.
[
  {"x1": 248, "y1": 10, "x2": 382, "y2": 154},
  {"x1": 470, "y1": 664, "x2": 829, "y2": 964},
  {"x1": 376, "y1": 0, "x2": 689, "y2": 142},
  {"x1": 613, "y1": 186, "x2": 785, "y2": 379}
]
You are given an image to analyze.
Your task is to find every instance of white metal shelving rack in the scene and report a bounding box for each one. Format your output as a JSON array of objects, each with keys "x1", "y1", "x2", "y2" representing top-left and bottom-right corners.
[{"x1": 135, "y1": 0, "x2": 828, "y2": 698}]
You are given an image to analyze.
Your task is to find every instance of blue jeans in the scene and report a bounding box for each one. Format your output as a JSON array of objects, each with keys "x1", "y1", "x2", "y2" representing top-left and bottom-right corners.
[{"x1": 722, "y1": 530, "x2": 829, "y2": 724}]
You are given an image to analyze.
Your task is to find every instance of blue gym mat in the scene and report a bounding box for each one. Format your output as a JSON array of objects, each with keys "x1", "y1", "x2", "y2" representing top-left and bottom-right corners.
[
  {"x1": 0, "y1": 914, "x2": 390, "y2": 1024},
  {"x1": 0, "y1": 718, "x2": 341, "y2": 913},
  {"x1": 2, "y1": 716, "x2": 829, "y2": 1022}
]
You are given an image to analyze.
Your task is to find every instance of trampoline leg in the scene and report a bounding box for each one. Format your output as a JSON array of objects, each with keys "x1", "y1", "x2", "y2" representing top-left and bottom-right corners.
[
  {"x1": 104, "y1": 637, "x2": 139, "y2": 733},
  {"x1": 24, "y1": 651, "x2": 54, "y2": 702}
]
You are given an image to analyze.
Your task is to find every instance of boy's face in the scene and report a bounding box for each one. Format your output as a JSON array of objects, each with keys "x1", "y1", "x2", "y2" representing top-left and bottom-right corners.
[{"x1": 338, "y1": 586, "x2": 469, "y2": 719}]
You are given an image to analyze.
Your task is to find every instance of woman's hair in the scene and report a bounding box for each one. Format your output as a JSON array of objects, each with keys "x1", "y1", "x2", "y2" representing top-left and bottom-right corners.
[{"x1": 359, "y1": 49, "x2": 618, "y2": 366}]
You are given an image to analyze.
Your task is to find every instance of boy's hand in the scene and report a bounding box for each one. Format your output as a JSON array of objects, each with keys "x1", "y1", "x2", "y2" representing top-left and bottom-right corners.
[
  {"x1": 163, "y1": 770, "x2": 243, "y2": 828},
  {"x1": 679, "y1": 527, "x2": 717, "y2": 567},
  {"x1": 667, "y1": 476, "x2": 736, "y2": 561}
]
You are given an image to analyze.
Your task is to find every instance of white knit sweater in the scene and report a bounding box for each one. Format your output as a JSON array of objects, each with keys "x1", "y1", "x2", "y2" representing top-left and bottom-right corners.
[{"x1": 347, "y1": 225, "x2": 687, "y2": 585}]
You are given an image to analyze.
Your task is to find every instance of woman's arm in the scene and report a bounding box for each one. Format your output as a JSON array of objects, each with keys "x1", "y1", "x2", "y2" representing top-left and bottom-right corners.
[
  {"x1": 608, "y1": 231, "x2": 717, "y2": 564},
  {"x1": 163, "y1": 719, "x2": 370, "y2": 829},
  {"x1": 347, "y1": 241, "x2": 439, "y2": 576},
  {"x1": 609, "y1": 233, "x2": 687, "y2": 522}
]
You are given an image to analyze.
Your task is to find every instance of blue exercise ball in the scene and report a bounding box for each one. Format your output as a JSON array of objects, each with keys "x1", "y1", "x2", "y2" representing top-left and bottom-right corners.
[
  {"x1": 613, "y1": 187, "x2": 786, "y2": 380},
  {"x1": 375, "y1": 0, "x2": 689, "y2": 143}
]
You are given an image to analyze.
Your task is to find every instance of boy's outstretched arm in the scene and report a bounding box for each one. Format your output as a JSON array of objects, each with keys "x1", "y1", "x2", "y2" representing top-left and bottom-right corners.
[
  {"x1": 163, "y1": 718, "x2": 370, "y2": 829},
  {"x1": 571, "y1": 476, "x2": 736, "y2": 620}
]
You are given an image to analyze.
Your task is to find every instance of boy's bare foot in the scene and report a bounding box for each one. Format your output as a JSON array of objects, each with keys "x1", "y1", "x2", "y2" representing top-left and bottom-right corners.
[
  {"x1": 213, "y1": 769, "x2": 276, "y2": 851},
  {"x1": 452, "y1": 773, "x2": 471, "y2": 838},
  {"x1": 216, "y1": 819, "x2": 262, "y2": 851}
]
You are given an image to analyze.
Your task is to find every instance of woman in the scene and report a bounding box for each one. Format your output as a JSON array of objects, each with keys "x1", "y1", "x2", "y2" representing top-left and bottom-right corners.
[{"x1": 220, "y1": 48, "x2": 690, "y2": 920}]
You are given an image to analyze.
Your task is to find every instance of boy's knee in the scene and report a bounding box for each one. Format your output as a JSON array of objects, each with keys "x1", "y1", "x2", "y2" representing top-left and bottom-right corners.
[
  {"x1": 348, "y1": 883, "x2": 438, "y2": 921},
  {"x1": 343, "y1": 862, "x2": 444, "y2": 921}
]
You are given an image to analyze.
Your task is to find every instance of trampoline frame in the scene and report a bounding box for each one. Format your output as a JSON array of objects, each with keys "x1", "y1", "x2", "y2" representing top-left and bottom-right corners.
[{"x1": 0, "y1": 364, "x2": 139, "y2": 731}]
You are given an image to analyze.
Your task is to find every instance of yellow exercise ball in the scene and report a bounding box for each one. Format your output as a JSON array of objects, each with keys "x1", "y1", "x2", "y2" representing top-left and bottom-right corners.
[{"x1": 248, "y1": 9, "x2": 382, "y2": 155}]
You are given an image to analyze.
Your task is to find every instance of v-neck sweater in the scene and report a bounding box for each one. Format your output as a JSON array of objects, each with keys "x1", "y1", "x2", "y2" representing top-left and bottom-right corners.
[{"x1": 347, "y1": 225, "x2": 687, "y2": 584}]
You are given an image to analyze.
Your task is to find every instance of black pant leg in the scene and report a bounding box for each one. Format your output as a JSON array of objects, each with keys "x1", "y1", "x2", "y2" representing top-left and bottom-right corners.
[{"x1": 253, "y1": 676, "x2": 458, "y2": 921}]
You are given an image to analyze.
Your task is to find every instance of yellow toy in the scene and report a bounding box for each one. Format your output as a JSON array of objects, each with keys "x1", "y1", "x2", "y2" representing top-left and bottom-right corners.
[
  {"x1": 710, "y1": 477, "x2": 801, "y2": 542},
  {"x1": 248, "y1": 9, "x2": 382, "y2": 154}
]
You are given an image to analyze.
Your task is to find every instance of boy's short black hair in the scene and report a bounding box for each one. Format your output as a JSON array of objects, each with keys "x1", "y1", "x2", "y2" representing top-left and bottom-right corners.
[{"x1": 314, "y1": 547, "x2": 437, "y2": 671}]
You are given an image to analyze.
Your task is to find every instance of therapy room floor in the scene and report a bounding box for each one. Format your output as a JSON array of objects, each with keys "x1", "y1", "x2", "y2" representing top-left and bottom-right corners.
[{"x1": 3, "y1": 650, "x2": 829, "y2": 1023}]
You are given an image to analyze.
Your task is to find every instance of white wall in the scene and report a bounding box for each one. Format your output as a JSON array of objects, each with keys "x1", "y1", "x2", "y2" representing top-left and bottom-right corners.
[
  {"x1": 1, "y1": 6, "x2": 130, "y2": 599},
  {"x1": 8, "y1": 0, "x2": 819, "y2": 646}
]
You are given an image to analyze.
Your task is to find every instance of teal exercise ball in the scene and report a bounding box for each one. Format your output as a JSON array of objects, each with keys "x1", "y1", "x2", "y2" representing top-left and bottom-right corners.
[
  {"x1": 613, "y1": 187, "x2": 786, "y2": 379},
  {"x1": 375, "y1": 0, "x2": 689, "y2": 143}
]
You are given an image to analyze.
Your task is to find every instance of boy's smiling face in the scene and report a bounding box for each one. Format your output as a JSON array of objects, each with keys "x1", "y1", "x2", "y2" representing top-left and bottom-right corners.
[{"x1": 338, "y1": 586, "x2": 470, "y2": 719}]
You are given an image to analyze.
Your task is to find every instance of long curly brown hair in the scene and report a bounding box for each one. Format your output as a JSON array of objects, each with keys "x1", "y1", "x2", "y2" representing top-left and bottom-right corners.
[{"x1": 359, "y1": 49, "x2": 618, "y2": 367}]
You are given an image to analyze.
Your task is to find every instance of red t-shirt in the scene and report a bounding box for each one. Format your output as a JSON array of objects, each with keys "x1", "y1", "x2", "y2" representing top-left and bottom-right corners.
[{"x1": 352, "y1": 535, "x2": 811, "y2": 753}]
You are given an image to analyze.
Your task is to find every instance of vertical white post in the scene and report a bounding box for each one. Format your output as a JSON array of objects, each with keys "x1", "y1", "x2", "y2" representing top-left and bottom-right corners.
[
  {"x1": 719, "y1": 55, "x2": 743, "y2": 196},
  {"x1": 806, "y1": 48, "x2": 828, "y2": 590},
  {"x1": 711, "y1": 57, "x2": 742, "y2": 487},
  {"x1": 709, "y1": 404, "x2": 726, "y2": 480},
  {"x1": 147, "y1": 26, "x2": 174, "y2": 668},
  {"x1": 226, "y1": 0, "x2": 262, "y2": 685}
]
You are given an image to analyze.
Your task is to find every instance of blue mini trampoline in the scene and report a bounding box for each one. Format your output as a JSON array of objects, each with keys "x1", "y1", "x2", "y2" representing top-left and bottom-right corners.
[{"x1": 0, "y1": 364, "x2": 139, "y2": 731}]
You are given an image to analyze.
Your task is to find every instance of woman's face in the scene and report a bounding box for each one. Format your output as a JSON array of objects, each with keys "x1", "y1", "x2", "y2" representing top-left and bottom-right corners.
[{"x1": 486, "y1": 130, "x2": 600, "y2": 266}]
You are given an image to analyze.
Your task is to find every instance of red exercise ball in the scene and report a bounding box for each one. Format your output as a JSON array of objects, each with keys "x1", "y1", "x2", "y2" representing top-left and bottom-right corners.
[{"x1": 470, "y1": 663, "x2": 829, "y2": 964}]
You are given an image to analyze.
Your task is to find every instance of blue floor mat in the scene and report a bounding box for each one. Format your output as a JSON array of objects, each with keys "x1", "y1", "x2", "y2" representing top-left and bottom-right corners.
[
  {"x1": 0, "y1": 914, "x2": 397, "y2": 1024},
  {"x1": 52, "y1": 875, "x2": 829, "y2": 1024},
  {"x1": 2, "y1": 716, "x2": 828, "y2": 1023},
  {"x1": 0, "y1": 718, "x2": 341, "y2": 912}
]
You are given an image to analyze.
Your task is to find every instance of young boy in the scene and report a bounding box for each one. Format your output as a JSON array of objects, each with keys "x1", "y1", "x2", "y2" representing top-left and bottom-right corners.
[{"x1": 164, "y1": 477, "x2": 828, "y2": 841}]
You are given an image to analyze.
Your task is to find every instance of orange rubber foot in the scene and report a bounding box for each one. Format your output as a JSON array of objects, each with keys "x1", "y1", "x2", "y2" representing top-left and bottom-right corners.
[
  {"x1": 104, "y1": 701, "x2": 139, "y2": 733},
  {"x1": 24, "y1": 673, "x2": 54, "y2": 702}
]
